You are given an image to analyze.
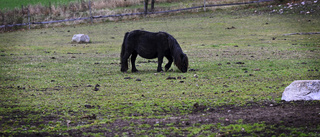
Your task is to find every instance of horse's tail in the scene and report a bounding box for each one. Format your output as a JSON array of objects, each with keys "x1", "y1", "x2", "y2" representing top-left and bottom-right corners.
[
  {"x1": 120, "y1": 32, "x2": 130, "y2": 72},
  {"x1": 121, "y1": 32, "x2": 129, "y2": 59}
]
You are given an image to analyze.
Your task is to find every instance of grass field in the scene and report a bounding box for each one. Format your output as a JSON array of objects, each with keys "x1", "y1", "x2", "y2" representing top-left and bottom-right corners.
[
  {"x1": 0, "y1": 0, "x2": 80, "y2": 10},
  {"x1": 0, "y1": 3, "x2": 320, "y2": 136}
]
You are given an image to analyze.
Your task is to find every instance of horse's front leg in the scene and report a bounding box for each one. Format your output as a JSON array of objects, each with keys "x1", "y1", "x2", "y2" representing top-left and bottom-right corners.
[
  {"x1": 131, "y1": 51, "x2": 138, "y2": 72},
  {"x1": 157, "y1": 55, "x2": 164, "y2": 72},
  {"x1": 165, "y1": 55, "x2": 173, "y2": 71}
]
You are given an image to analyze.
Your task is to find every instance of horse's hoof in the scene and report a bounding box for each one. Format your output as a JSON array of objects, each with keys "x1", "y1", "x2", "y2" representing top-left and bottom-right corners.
[{"x1": 121, "y1": 68, "x2": 128, "y2": 72}]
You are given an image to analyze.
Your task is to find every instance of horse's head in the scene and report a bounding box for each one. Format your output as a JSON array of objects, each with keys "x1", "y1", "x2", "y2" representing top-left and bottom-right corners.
[
  {"x1": 167, "y1": 33, "x2": 189, "y2": 73},
  {"x1": 179, "y1": 53, "x2": 188, "y2": 73}
]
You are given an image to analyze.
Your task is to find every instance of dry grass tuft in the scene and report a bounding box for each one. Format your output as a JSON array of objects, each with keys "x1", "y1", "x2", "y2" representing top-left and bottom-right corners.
[{"x1": 0, "y1": 0, "x2": 263, "y2": 31}]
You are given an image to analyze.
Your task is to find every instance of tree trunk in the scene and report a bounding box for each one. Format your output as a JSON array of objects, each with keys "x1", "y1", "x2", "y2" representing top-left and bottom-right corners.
[
  {"x1": 151, "y1": 0, "x2": 155, "y2": 12},
  {"x1": 144, "y1": 0, "x2": 149, "y2": 15}
]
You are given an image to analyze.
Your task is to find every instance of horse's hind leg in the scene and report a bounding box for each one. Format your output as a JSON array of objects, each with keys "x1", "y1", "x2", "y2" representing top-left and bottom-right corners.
[
  {"x1": 165, "y1": 55, "x2": 173, "y2": 71},
  {"x1": 121, "y1": 52, "x2": 131, "y2": 72},
  {"x1": 131, "y1": 51, "x2": 139, "y2": 72}
]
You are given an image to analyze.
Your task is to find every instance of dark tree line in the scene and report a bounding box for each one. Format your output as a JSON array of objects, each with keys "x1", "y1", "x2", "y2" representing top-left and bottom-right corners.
[{"x1": 144, "y1": 0, "x2": 156, "y2": 15}]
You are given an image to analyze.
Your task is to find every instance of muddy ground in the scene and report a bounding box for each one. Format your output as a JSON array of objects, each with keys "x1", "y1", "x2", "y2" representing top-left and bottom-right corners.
[{"x1": 5, "y1": 101, "x2": 320, "y2": 136}]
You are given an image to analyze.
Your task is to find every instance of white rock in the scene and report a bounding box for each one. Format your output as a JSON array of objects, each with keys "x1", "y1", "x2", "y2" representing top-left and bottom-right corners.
[
  {"x1": 72, "y1": 34, "x2": 90, "y2": 43},
  {"x1": 281, "y1": 80, "x2": 320, "y2": 101}
]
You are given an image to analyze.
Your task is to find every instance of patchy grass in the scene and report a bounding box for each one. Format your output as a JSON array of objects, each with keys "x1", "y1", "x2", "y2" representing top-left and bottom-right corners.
[{"x1": 0, "y1": 3, "x2": 320, "y2": 136}]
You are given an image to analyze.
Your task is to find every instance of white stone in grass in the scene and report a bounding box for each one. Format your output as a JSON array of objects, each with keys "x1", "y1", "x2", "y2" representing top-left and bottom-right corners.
[
  {"x1": 72, "y1": 34, "x2": 90, "y2": 43},
  {"x1": 281, "y1": 80, "x2": 320, "y2": 101}
]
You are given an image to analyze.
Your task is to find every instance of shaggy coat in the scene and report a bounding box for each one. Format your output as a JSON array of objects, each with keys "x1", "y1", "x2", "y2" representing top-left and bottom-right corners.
[{"x1": 120, "y1": 30, "x2": 188, "y2": 73}]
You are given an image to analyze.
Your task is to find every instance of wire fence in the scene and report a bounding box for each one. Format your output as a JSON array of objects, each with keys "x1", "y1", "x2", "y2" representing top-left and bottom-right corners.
[{"x1": 0, "y1": 0, "x2": 272, "y2": 29}]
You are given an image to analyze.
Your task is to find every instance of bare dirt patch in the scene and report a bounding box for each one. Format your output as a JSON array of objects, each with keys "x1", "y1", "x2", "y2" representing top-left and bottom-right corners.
[{"x1": 5, "y1": 101, "x2": 318, "y2": 136}]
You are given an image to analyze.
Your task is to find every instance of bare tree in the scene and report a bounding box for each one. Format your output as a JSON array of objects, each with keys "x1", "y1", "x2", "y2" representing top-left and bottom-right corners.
[
  {"x1": 151, "y1": 0, "x2": 155, "y2": 12},
  {"x1": 144, "y1": 0, "x2": 156, "y2": 15},
  {"x1": 144, "y1": 0, "x2": 149, "y2": 15}
]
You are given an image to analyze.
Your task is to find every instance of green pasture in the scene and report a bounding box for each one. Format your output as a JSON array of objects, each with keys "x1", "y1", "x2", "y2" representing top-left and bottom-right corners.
[
  {"x1": 0, "y1": 0, "x2": 79, "y2": 10},
  {"x1": 0, "y1": 6, "x2": 320, "y2": 136}
]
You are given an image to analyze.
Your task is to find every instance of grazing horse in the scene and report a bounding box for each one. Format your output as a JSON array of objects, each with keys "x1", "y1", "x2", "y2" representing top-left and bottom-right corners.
[{"x1": 120, "y1": 30, "x2": 188, "y2": 73}]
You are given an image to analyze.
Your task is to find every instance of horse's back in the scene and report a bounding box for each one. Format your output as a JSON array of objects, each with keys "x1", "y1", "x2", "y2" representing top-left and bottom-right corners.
[{"x1": 125, "y1": 30, "x2": 170, "y2": 59}]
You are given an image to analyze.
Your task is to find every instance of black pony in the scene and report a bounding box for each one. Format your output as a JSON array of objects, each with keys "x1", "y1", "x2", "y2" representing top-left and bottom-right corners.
[{"x1": 120, "y1": 30, "x2": 188, "y2": 73}]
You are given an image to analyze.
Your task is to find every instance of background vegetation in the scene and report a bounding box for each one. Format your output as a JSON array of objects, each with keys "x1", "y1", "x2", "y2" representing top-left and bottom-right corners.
[
  {"x1": 0, "y1": 0, "x2": 246, "y2": 10},
  {"x1": 0, "y1": 0, "x2": 257, "y2": 30}
]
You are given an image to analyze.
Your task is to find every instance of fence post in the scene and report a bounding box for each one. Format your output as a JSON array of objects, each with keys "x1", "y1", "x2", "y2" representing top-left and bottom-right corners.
[
  {"x1": 203, "y1": 0, "x2": 206, "y2": 12},
  {"x1": 89, "y1": 0, "x2": 92, "y2": 24}
]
